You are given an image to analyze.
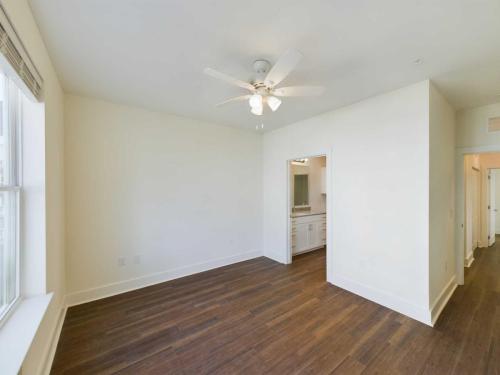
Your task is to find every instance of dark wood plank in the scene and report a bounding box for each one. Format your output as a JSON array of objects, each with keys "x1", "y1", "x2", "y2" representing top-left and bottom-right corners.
[{"x1": 50, "y1": 242, "x2": 500, "y2": 374}]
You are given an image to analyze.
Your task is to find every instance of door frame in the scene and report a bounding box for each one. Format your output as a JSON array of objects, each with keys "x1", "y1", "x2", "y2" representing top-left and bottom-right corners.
[
  {"x1": 286, "y1": 151, "x2": 333, "y2": 280},
  {"x1": 492, "y1": 169, "x2": 500, "y2": 235},
  {"x1": 455, "y1": 145, "x2": 500, "y2": 285},
  {"x1": 488, "y1": 168, "x2": 496, "y2": 246}
]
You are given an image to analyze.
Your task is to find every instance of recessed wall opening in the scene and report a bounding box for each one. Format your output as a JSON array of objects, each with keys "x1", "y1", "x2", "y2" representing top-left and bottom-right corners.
[{"x1": 287, "y1": 155, "x2": 328, "y2": 276}]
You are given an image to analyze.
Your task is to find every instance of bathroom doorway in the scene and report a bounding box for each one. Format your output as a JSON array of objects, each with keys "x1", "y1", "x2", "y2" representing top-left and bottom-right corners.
[{"x1": 287, "y1": 155, "x2": 329, "y2": 273}]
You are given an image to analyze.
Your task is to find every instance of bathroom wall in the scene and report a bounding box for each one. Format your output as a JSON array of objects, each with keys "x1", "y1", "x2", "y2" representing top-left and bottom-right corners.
[{"x1": 290, "y1": 156, "x2": 326, "y2": 213}]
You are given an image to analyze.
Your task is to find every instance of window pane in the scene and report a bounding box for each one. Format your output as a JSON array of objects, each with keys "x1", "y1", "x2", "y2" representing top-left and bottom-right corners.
[
  {"x1": 0, "y1": 73, "x2": 20, "y2": 321},
  {"x1": 0, "y1": 190, "x2": 18, "y2": 317},
  {"x1": 0, "y1": 73, "x2": 9, "y2": 186}
]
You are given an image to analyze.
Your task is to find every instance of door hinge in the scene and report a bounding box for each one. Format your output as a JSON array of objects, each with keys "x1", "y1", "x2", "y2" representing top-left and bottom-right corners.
[{"x1": 488, "y1": 205, "x2": 491, "y2": 210}]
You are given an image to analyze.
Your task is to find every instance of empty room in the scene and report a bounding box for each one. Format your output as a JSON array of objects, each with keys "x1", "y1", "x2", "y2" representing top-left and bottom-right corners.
[{"x1": 0, "y1": 0, "x2": 499, "y2": 374}]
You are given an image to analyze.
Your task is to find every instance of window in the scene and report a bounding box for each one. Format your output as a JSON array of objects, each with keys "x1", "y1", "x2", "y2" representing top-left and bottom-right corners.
[{"x1": 0, "y1": 72, "x2": 21, "y2": 322}]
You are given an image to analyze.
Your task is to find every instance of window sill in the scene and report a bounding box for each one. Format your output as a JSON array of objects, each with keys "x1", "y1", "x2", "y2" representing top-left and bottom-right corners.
[{"x1": 0, "y1": 293, "x2": 53, "y2": 375}]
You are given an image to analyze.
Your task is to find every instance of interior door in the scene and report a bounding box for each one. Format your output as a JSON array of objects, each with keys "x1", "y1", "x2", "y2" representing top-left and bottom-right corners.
[{"x1": 489, "y1": 171, "x2": 496, "y2": 246}]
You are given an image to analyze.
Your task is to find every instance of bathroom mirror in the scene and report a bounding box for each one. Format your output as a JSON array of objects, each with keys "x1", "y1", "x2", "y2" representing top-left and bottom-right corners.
[{"x1": 294, "y1": 174, "x2": 309, "y2": 206}]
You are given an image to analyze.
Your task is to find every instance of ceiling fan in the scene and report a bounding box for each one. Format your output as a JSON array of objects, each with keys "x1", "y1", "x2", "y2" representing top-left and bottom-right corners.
[{"x1": 204, "y1": 49, "x2": 325, "y2": 116}]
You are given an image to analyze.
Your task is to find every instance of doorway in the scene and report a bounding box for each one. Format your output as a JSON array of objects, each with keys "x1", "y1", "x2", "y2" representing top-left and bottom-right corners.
[
  {"x1": 492, "y1": 169, "x2": 500, "y2": 241},
  {"x1": 459, "y1": 152, "x2": 500, "y2": 282},
  {"x1": 488, "y1": 169, "x2": 498, "y2": 247},
  {"x1": 287, "y1": 155, "x2": 328, "y2": 271},
  {"x1": 464, "y1": 155, "x2": 481, "y2": 267}
]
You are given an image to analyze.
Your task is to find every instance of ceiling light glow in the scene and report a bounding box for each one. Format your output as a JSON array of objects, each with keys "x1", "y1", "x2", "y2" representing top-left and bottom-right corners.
[
  {"x1": 251, "y1": 105, "x2": 263, "y2": 116},
  {"x1": 267, "y1": 96, "x2": 282, "y2": 112},
  {"x1": 249, "y1": 94, "x2": 263, "y2": 116},
  {"x1": 249, "y1": 94, "x2": 262, "y2": 109}
]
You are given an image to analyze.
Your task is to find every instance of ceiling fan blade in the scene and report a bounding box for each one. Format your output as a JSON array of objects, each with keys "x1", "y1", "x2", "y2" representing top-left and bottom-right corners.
[
  {"x1": 264, "y1": 49, "x2": 303, "y2": 87},
  {"x1": 204, "y1": 68, "x2": 255, "y2": 91},
  {"x1": 273, "y1": 86, "x2": 325, "y2": 97},
  {"x1": 216, "y1": 95, "x2": 252, "y2": 107}
]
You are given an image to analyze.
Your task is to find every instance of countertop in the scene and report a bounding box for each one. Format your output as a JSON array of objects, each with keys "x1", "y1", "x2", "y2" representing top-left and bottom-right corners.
[{"x1": 290, "y1": 211, "x2": 326, "y2": 218}]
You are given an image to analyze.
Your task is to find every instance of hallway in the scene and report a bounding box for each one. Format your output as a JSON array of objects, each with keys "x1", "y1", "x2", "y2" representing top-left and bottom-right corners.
[
  {"x1": 50, "y1": 245, "x2": 499, "y2": 374},
  {"x1": 426, "y1": 239, "x2": 499, "y2": 374}
]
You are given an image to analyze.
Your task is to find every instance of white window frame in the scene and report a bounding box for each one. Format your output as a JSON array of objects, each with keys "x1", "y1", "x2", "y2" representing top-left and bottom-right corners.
[{"x1": 0, "y1": 75, "x2": 22, "y2": 325}]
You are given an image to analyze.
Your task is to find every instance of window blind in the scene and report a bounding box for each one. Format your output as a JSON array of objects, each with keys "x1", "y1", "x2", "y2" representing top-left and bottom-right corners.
[{"x1": 0, "y1": 4, "x2": 43, "y2": 101}]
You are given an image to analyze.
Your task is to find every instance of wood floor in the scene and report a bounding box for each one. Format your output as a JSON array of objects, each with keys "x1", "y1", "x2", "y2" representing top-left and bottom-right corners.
[{"x1": 51, "y1": 244, "x2": 500, "y2": 374}]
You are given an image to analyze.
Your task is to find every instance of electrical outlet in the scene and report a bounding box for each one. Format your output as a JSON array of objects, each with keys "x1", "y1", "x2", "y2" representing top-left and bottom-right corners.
[
  {"x1": 118, "y1": 256, "x2": 126, "y2": 267},
  {"x1": 133, "y1": 254, "x2": 141, "y2": 264}
]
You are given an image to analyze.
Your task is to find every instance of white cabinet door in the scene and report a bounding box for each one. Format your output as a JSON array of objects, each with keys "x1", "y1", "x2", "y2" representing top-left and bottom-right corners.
[
  {"x1": 309, "y1": 222, "x2": 321, "y2": 248},
  {"x1": 292, "y1": 214, "x2": 327, "y2": 255},
  {"x1": 294, "y1": 223, "x2": 310, "y2": 254},
  {"x1": 314, "y1": 221, "x2": 326, "y2": 247}
]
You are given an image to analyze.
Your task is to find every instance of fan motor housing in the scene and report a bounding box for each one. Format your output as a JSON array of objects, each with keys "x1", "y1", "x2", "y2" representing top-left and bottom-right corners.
[
  {"x1": 253, "y1": 59, "x2": 271, "y2": 74},
  {"x1": 252, "y1": 60, "x2": 271, "y2": 85}
]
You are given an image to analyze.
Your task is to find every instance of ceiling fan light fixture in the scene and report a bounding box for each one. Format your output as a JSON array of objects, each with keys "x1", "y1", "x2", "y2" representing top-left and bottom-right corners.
[
  {"x1": 249, "y1": 94, "x2": 263, "y2": 109},
  {"x1": 267, "y1": 96, "x2": 282, "y2": 112},
  {"x1": 204, "y1": 49, "x2": 324, "y2": 117},
  {"x1": 250, "y1": 105, "x2": 263, "y2": 116}
]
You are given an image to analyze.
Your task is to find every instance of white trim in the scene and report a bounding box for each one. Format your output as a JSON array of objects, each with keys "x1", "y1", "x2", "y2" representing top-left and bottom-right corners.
[
  {"x1": 40, "y1": 302, "x2": 66, "y2": 375},
  {"x1": 286, "y1": 151, "x2": 332, "y2": 269},
  {"x1": 65, "y1": 250, "x2": 262, "y2": 307},
  {"x1": 465, "y1": 253, "x2": 475, "y2": 268},
  {"x1": 458, "y1": 145, "x2": 500, "y2": 154},
  {"x1": 0, "y1": 296, "x2": 20, "y2": 329},
  {"x1": 0, "y1": 185, "x2": 21, "y2": 191},
  {"x1": 262, "y1": 250, "x2": 285, "y2": 264},
  {"x1": 0, "y1": 293, "x2": 52, "y2": 375},
  {"x1": 430, "y1": 276, "x2": 457, "y2": 325},
  {"x1": 330, "y1": 273, "x2": 432, "y2": 326},
  {"x1": 0, "y1": 77, "x2": 22, "y2": 328}
]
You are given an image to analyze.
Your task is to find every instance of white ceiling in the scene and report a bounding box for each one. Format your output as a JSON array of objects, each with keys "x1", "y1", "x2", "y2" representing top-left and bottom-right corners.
[{"x1": 29, "y1": 0, "x2": 500, "y2": 130}]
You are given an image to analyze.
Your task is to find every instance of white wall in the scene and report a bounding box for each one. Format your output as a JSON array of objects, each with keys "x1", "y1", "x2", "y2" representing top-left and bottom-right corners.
[
  {"x1": 455, "y1": 102, "x2": 500, "y2": 285},
  {"x1": 263, "y1": 81, "x2": 431, "y2": 323},
  {"x1": 1, "y1": 0, "x2": 66, "y2": 373},
  {"x1": 64, "y1": 95, "x2": 262, "y2": 303},
  {"x1": 457, "y1": 102, "x2": 500, "y2": 148},
  {"x1": 428, "y1": 83, "x2": 456, "y2": 311},
  {"x1": 307, "y1": 156, "x2": 326, "y2": 213},
  {"x1": 464, "y1": 154, "x2": 481, "y2": 264},
  {"x1": 456, "y1": 101, "x2": 500, "y2": 257}
]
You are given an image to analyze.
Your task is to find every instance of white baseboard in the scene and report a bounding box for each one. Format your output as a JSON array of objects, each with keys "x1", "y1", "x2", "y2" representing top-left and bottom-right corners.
[
  {"x1": 65, "y1": 250, "x2": 262, "y2": 307},
  {"x1": 430, "y1": 276, "x2": 457, "y2": 326},
  {"x1": 41, "y1": 301, "x2": 67, "y2": 375},
  {"x1": 263, "y1": 250, "x2": 286, "y2": 264},
  {"x1": 465, "y1": 252, "x2": 474, "y2": 267},
  {"x1": 329, "y1": 274, "x2": 432, "y2": 326}
]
